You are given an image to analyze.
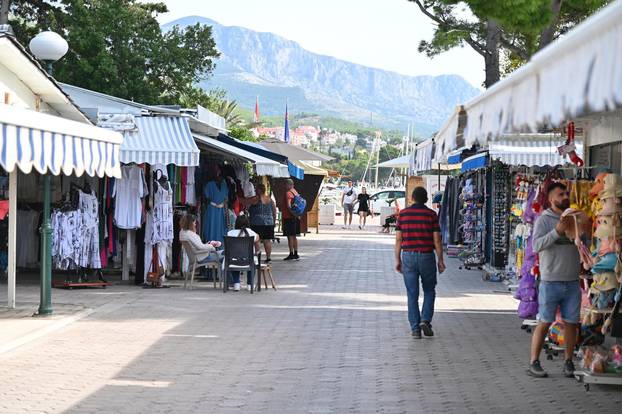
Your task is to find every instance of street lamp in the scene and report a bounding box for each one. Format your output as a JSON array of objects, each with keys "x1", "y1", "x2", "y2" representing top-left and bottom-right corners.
[{"x1": 29, "y1": 31, "x2": 68, "y2": 315}]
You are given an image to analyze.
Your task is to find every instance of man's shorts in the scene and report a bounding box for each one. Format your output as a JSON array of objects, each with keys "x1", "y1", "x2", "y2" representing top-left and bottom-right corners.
[
  {"x1": 537, "y1": 280, "x2": 581, "y2": 324},
  {"x1": 343, "y1": 203, "x2": 354, "y2": 215}
]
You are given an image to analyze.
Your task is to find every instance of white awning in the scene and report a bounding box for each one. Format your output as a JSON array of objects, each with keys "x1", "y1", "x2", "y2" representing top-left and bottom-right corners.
[
  {"x1": 0, "y1": 104, "x2": 122, "y2": 178},
  {"x1": 119, "y1": 116, "x2": 199, "y2": 167},
  {"x1": 412, "y1": 139, "x2": 435, "y2": 173},
  {"x1": 193, "y1": 134, "x2": 290, "y2": 177},
  {"x1": 461, "y1": 0, "x2": 622, "y2": 144},
  {"x1": 377, "y1": 154, "x2": 411, "y2": 168},
  {"x1": 488, "y1": 134, "x2": 584, "y2": 167},
  {"x1": 433, "y1": 107, "x2": 460, "y2": 161}
]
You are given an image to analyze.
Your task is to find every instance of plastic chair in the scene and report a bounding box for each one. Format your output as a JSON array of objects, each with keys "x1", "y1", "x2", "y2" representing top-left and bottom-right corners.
[
  {"x1": 223, "y1": 236, "x2": 261, "y2": 293},
  {"x1": 181, "y1": 241, "x2": 222, "y2": 290}
]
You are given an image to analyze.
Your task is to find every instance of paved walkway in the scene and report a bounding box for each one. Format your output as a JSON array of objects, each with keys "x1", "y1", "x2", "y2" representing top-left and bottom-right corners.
[{"x1": 0, "y1": 227, "x2": 620, "y2": 413}]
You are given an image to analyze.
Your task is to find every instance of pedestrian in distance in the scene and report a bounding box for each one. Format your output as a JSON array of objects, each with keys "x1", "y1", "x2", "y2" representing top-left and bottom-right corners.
[
  {"x1": 245, "y1": 183, "x2": 276, "y2": 263},
  {"x1": 341, "y1": 180, "x2": 357, "y2": 229},
  {"x1": 282, "y1": 178, "x2": 301, "y2": 261},
  {"x1": 395, "y1": 187, "x2": 445, "y2": 339},
  {"x1": 354, "y1": 186, "x2": 371, "y2": 230},
  {"x1": 527, "y1": 182, "x2": 584, "y2": 379}
]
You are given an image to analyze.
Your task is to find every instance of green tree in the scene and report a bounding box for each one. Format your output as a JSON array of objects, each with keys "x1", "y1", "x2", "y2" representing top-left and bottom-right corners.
[
  {"x1": 409, "y1": 0, "x2": 608, "y2": 87},
  {"x1": 228, "y1": 126, "x2": 257, "y2": 142},
  {"x1": 179, "y1": 87, "x2": 227, "y2": 112},
  {"x1": 8, "y1": 0, "x2": 219, "y2": 103}
]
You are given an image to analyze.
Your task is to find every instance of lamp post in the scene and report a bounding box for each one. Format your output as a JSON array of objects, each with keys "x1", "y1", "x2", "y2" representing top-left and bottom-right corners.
[{"x1": 29, "y1": 31, "x2": 68, "y2": 315}]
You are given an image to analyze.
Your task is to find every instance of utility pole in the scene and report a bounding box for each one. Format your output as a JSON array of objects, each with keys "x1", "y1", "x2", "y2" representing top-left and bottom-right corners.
[{"x1": 0, "y1": 0, "x2": 10, "y2": 25}]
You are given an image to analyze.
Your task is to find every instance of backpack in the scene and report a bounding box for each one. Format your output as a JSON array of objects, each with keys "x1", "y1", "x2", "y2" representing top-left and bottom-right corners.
[{"x1": 290, "y1": 192, "x2": 307, "y2": 216}]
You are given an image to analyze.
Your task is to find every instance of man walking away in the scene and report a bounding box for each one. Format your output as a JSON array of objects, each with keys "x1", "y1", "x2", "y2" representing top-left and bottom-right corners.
[
  {"x1": 528, "y1": 182, "x2": 581, "y2": 378},
  {"x1": 395, "y1": 187, "x2": 445, "y2": 339},
  {"x1": 341, "y1": 180, "x2": 357, "y2": 229},
  {"x1": 282, "y1": 179, "x2": 301, "y2": 261}
]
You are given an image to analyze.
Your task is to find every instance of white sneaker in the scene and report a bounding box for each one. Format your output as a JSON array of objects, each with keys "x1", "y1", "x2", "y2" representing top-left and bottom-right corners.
[
  {"x1": 233, "y1": 283, "x2": 240, "y2": 291},
  {"x1": 247, "y1": 285, "x2": 252, "y2": 291}
]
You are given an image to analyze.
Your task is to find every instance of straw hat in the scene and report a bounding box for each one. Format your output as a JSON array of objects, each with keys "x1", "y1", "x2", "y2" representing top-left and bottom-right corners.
[
  {"x1": 590, "y1": 172, "x2": 609, "y2": 198},
  {"x1": 594, "y1": 215, "x2": 622, "y2": 239},
  {"x1": 590, "y1": 272, "x2": 620, "y2": 293},
  {"x1": 599, "y1": 174, "x2": 622, "y2": 200},
  {"x1": 598, "y1": 197, "x2": 622, "y2": 216}
]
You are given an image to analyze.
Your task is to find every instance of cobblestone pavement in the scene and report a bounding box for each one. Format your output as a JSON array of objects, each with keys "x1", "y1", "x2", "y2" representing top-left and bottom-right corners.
[{"x1": 0, "y1": 227, "x2": 621, "y2": 413}]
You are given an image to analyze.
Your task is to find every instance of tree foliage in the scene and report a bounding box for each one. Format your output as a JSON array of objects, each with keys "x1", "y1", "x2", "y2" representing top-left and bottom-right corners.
[
  {"x1": 409, "y1": 0, "x2": 609, "y2": 87},
  {"x1": 8, "y1": 0, "x2": 220, "y2": 104}
]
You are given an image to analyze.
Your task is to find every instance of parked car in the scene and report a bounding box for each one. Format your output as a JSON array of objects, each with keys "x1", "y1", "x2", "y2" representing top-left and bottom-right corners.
[{"x1": 369, "y1": 190, "x2": 406, "y2": 215}]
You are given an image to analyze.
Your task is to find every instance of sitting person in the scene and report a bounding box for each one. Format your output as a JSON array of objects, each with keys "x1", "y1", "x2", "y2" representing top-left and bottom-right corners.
[
  {"x1": 381, "y1": 199, "x2": 401, "y2": 233},
  {"x1": 179, "y1": 214, "x2": 221, "y2": 263},
  {"x1": 227, "y1": 214, "x2": 261, "y2": 291}
]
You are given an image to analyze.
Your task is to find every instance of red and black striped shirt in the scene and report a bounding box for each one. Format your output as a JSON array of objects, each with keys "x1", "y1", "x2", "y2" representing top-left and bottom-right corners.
[{"x1": 396, "y1": 204, "x2": 440, "y2": 252}]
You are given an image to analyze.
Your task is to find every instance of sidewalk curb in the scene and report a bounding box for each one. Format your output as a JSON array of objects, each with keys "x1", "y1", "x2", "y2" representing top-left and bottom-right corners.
[{"x1": 0, "y1": 297, "x2": 135, "y2": 356}]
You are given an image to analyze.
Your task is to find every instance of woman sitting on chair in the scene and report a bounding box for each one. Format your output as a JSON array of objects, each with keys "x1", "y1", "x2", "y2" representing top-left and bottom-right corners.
[
  {"x1": 179, "y1": 214, "x2": 221, "y2": 263},
  {"x1": 227, "y1": 214, "x2": 261, "y2": 291}
]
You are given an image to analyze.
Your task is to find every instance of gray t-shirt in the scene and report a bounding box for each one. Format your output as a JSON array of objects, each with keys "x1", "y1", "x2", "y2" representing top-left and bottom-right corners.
[
  {"x1": 342, "y1": 187, "x2": 357, "y2": 205},
  {"x1": 532, "y1": 209, "x2": 580, "y2": 282}
]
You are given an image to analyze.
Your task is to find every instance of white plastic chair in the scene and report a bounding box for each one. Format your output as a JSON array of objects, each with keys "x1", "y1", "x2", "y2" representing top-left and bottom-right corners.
[{"x1": 181, "y1": 241, "x2": 222, "y2": 290}]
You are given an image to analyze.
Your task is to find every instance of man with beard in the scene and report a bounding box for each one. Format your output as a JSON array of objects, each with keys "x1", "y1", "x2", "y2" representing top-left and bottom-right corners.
[{"x1": 527, "y1": 182, "x2": 581, "y2": 378}]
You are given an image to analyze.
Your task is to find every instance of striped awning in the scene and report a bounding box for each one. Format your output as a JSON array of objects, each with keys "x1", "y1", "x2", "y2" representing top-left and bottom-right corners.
[
  {"x1": 488, "y1": 135, "x2": 584, "y2": 167},
  {"x1": 120, "y1": 116, "x2": 199, "y2": 167},
  {"x1": 0, "y1": 104, "x2": 122, "y2": 178}
]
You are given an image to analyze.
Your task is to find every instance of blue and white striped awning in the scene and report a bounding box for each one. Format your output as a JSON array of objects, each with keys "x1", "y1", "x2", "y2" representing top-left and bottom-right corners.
[
  {"x1": 488, "y1": 134, "x2": 584, "y2": 167},
  {"x1": 0, "y1": 104, "x2": 123, "y2": 178},
  {"x1": 120, "y1": 116, "x2": 199, "y2": 167}
]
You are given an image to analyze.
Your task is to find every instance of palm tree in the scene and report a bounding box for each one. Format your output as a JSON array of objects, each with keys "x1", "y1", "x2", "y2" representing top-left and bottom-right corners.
[{"x1": 214, "y1": 99, "x2": 243, "y2": 126}]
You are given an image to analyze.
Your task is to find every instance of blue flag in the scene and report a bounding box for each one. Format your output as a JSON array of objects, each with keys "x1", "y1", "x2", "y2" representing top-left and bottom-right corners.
[{"x1": 284, "y1": 103, "x2": 290, "y2": 143}]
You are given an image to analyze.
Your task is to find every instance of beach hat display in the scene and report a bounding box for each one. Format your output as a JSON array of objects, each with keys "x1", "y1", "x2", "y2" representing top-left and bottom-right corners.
[
  {"x1": 598, "y1": 174, "x2": 622, "y2": 200},
  {"x1": 593, "y1": 216, "x2": 622, "y2": 239},
  {"x1": 590, "y1": 272, "x2": 621, "y2": 293},
  {"x1": 590, "y1": 172, "x2": 609, "y2": 198},
  {"x1": 598, "y1": 197, "x2": 622, "y2": 216}
]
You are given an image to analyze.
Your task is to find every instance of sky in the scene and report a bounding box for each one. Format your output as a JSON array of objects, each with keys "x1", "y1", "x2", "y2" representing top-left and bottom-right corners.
[{"x1": 154, "y1": 0, "x2": 484, "y2": 88}]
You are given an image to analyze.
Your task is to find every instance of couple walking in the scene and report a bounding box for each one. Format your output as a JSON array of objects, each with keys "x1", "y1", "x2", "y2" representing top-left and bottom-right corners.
[{"x1": 341, "y1": 181, "x2": 371, "y2": 230}]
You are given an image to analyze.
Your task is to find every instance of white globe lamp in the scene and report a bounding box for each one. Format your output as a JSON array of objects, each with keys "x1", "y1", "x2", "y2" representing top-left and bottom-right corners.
[{"x1": 29, "y1": 31, "x2": 69, "y2": 74}]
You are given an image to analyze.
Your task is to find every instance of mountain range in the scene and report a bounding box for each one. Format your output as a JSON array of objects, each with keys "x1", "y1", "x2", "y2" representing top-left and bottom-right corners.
[{"x1": 162, "y1": 16, "x2": 480, "y2": 137}]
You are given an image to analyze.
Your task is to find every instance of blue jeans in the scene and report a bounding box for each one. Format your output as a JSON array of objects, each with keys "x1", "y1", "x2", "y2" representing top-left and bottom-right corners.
[
  {"x1": 401, "y1": 251, "x2": 437, "y2": 331},
  {"x1": 538, "y1": 280, "x2": 581, "y2": 324}
]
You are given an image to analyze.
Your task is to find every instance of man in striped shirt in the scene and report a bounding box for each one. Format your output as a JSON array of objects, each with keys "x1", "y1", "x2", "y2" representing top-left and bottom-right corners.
[{"x1": 395, "y1": 187, "x2": 445, "y2": 339}]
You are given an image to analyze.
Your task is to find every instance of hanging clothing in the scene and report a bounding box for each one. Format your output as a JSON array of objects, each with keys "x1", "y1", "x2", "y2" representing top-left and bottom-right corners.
[
  {"x1": 113, "y1": 165, "x2": 148, "y2": 229},
  {"x1": 78, "y1": 190, "x2": 101, "y2": 269},
  {"x1": 151, "y1": 181, "x2": 174, "y2": 245},
  {"x1": 203, "y1": 180, "x2": 229, "y2": 244},
  {"x1": 185, "y1": 166, "x2": 196, "y2": 205},
  {"x1": 51, "y1": 210, "x2": 83, "y2": 270}
]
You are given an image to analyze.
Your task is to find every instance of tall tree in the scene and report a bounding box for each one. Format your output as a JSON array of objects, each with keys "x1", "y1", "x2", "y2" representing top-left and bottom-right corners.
[
  {"x1": 409, "y1": 0, "x2": 608, "y2": 87},
  {"x1": 7, "y1": 0, "x2": 219, "y2": 104}
]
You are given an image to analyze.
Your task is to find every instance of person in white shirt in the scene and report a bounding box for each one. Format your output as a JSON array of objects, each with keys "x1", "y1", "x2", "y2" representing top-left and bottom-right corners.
[
  {"x1": 179, "y1": 214, "x2": 221, "y2": 263},
  {"x1": 341, "y1": 180, "x2": 357, "y2": 229},
  {"x1": 226, "y1": 214, "x2": 261, "y2": 291}
]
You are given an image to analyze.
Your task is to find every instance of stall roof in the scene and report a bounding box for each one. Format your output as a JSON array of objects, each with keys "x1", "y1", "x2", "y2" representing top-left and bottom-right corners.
[
  {"x1": 433, "y1": 107, "x2": 460, "y2": 161},
  {"x1": 412, "y1": 138, "x2": 435, "y2": 173},
  {"x1": 488, "y1": 134, "x2": 584, "y2": 167},
  {"x1": 461, "y1": 0, "x2": 622, "y2": 145},
  {"x1": 0, "y1": 34, "x2": 90, "y2": 123},
  {"x1": 0, "y1": 104, "x2": 122, "y2": 177},
  {"x1": 120, "y1": 116, "x2": 199, "y2": 167},
  {"x1": 216, "y1": 134, "x2": 288, "y2": 164},
  {"x1": 260, "y1": 140, "x2": 333, "y2": 162},
  {"x1": 293, "y1": 160, "x2": 328, "y2": 177},
  {"x1": 193, "y1": 134, "x2": 289, "y2": 178}
]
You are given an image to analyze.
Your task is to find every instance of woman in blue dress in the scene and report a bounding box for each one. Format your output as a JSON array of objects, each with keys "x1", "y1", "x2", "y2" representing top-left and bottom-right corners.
[{"x1": 203, "y1": 171, "x2": 229, "y2": 244}]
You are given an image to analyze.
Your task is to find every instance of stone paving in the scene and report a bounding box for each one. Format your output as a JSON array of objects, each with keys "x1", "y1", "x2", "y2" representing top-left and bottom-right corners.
[{"x1": 0, "y1": 226, "x2": 621, "y2": 413}]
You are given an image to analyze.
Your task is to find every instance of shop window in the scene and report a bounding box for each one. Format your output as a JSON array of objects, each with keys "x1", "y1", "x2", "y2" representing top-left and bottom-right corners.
[{"x1": 590, "y1": 142, "x2": 621, "y2": 175}]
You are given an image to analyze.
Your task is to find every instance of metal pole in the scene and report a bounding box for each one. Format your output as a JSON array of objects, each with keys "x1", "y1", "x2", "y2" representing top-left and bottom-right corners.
[
  {"x1": 38, "y1": 59, "x2": 54, "y2": 315},
  {"x1": 7, "y1": 170, "x2": 16, "y2": 308},
  {"x1": 38, "y1": 173, "x2": 53, "y2": 315}
]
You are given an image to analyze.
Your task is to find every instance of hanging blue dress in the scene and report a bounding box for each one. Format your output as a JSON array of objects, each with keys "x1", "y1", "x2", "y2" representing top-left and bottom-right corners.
[{"x1": 203, "y1": 180, "x2": 229, "y2": 244}]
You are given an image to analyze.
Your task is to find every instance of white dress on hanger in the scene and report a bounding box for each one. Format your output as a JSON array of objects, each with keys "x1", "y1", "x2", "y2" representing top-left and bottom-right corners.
[
  {"x1": 78, "y1": 190, "x2": 101, "y2": 269},
  {"x1": 113, "y1": 165, "x2": 148, "y2": 229}
]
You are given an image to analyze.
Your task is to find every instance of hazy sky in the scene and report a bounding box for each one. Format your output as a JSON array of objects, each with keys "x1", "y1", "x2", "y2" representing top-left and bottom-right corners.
[{"x1": 155, "y1": 0, "x2": 484, "y2": 88}]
